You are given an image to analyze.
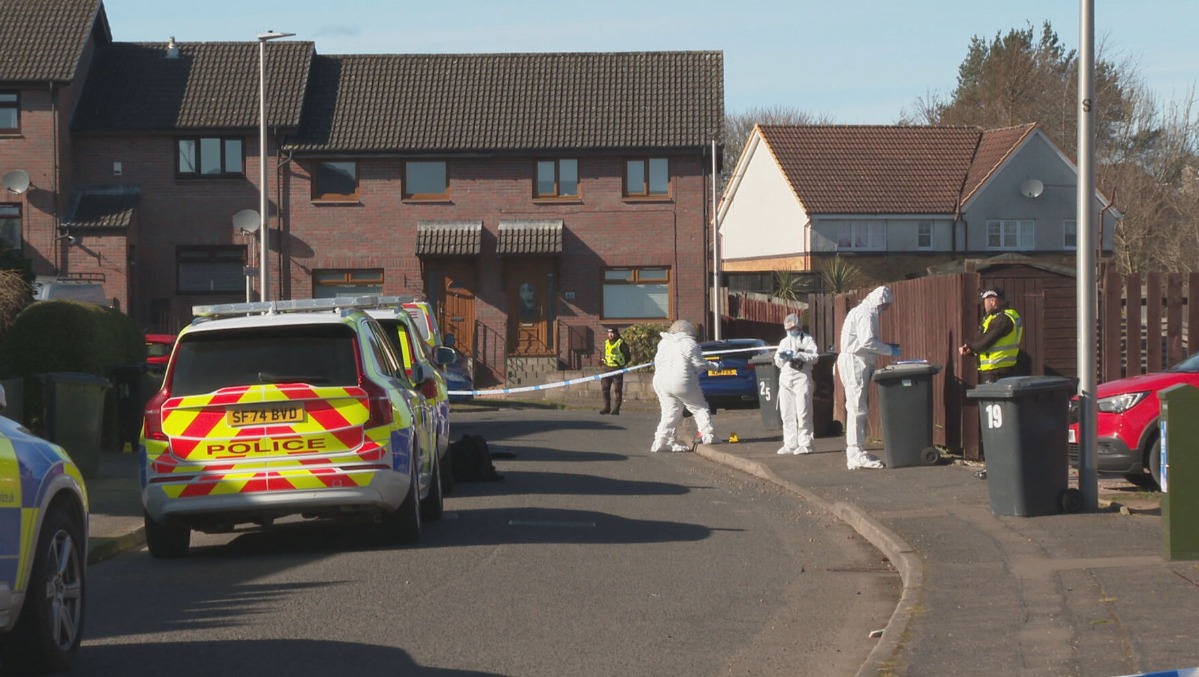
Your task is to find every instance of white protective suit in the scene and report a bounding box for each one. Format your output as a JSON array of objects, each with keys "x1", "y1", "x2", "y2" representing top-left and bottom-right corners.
[
  {"x1": 651, "y1": 322, "x2": 715, "y2": 451},
  {"x1": 773, "y1": 322, "x2": 821, "y2": 454},
  {"x1": 836, "y1": 286, "x2": 896, "y2": 469}
]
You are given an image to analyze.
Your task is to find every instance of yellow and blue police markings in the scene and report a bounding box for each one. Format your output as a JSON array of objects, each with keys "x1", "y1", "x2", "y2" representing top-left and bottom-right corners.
[{"x1": 0, "y1": 434, "x2": 85, "y2": 595}]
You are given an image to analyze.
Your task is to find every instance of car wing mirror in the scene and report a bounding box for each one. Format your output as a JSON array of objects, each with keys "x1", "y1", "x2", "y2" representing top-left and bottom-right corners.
[
  {"x1": 434, "y1": 346, "x2": 456, "y2": 367},
  {"x1": 443, "y1": 333, "x2": 456, "y2": 349}
]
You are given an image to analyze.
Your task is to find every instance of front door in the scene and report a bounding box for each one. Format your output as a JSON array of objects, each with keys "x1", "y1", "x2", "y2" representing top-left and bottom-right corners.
[
  {"x1": 506, "y1": 258, "x2": 554, "y2": 355},
  {"x1": 438, "y1": 262, "x2": 476, "y2": 358}
]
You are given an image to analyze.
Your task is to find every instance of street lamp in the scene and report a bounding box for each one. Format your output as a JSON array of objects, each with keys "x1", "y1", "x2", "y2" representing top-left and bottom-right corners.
[{"x1": 257, "y1": 30, "x2": 295, "y2": 302}]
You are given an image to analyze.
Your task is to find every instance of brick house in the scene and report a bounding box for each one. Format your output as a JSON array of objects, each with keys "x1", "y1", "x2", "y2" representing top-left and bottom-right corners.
[{"x1": 1, "y1": 0, "x2": 724, "y2": 387}]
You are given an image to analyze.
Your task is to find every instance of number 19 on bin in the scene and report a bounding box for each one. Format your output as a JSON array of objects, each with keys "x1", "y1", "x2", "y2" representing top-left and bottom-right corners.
[{"x1": 984, "y1": 403, "x2": 1004, "y2": 429}]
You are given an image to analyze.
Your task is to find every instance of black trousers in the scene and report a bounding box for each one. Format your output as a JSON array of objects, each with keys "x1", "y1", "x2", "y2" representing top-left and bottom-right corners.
[{"x1": 601, "y1": 372, "x2": 624, "y2": 412}]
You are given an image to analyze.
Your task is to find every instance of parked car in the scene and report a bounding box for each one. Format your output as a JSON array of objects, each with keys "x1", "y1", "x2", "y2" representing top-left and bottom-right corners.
[
  {"x1": 139, "y1": 297, "x2": 443, "y2": 558},
  {"x1": 0, "y1": 385, "x2": 88, "y2": 673},
  {"x1": 145, "y1": 333, "x2": 176, "y2": 368},
  {"x1": 444, "y1": 351, "x2": 474, "y2": 403},
  {"x1": 698, "y1": 338, "x2": 771, "y2": 412},
  {"x1": 1066, "y1": 353, "x2": 1199, "y2": 488},
  {"x1": 367, "y1": 300, "x2": 456, "y2": 494}
]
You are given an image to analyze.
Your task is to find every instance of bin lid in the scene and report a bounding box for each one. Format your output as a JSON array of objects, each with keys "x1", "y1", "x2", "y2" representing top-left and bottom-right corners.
[
  {"x1": 749, "y1": 353, "x2": 776, "y2": 366},
  {"x1": 966, "y1": 375, "x2": 1073, "y2": 399},
  {"x1": 872, "y1": 361, "x2": 941, "y2": 381},
  {"x1": 36, "y1": 372, "x2": 112, "y2": 388}
]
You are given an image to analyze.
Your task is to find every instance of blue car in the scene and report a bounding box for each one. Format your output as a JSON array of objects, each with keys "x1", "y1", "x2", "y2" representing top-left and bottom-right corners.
[
  {"x1": 444, "y1": 352, "x2": 474, "y2": 403},
  {"x1": 698, "y1": 338, "x2": 771, "y2": 412}
]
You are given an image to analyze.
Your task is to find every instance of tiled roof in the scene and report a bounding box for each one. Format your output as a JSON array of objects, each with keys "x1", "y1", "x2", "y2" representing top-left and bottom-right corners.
[
  {"x1": 497, "y1": 220, "x2": 563, "y2": 255},
  {"x1": 960, "y1": 123, "x2": 1038, "y2": 204},
  {"x1": 73, "y1": 41, "x2": 314, "y2": 132},
  {"x1": 416, "y1": 221, "x2": 482, "y2": 256},
  {"x1": 286, "y1": 51, "x2": 724, "y2": 153},
  {"x1": 0, "y1": 0, "x2": 107, "y2": 83},
  {"x1": 62, "y1": 185, "x2": 139, "y2": 229},
  {"x1": 758, "y1": 125, "x2": 990, "y2": 215}
]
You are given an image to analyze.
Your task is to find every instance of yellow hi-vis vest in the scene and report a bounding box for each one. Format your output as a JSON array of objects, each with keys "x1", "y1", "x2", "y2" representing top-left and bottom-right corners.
[
  {"x1": 979, "y1": 308, "x2": 1023, "y2": 372},
  {"x1": 604, "y1": 338, "x2": 628, "y2": 367}
]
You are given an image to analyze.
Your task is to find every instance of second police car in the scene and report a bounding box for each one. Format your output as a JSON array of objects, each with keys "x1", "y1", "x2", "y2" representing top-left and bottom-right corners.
[{"x1": 139, "y1": 297, "x2": 444, "y2": 558}]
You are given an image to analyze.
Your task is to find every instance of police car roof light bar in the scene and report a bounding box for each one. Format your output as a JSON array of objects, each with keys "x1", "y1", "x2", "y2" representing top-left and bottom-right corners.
[{"x1": 192, "y1": 295, "x2": 383, "y2": 319}]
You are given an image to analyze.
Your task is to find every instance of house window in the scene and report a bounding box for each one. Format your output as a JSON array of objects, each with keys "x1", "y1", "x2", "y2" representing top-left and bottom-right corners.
[
  {"x1": 0, "y1": 92, "x2": 17, "y2": 132},
  {"x1": 1063, "y1": 219, "x2": 1077, "y2": 250},
  {"x1": 602, "y1": 267, "x2": 670, "y2": 320},
  {"x1": 312, "y1": 161, "x2": 359, "y2": 201},
  {"x1": 312, "y1": 269, "x2": 384, "y2": 298},
  {"x1": 986, "y1": 219, "x2": 1035, "y2": 250},
  {"x1": 625, "y1": 158, "x2": 670, "y2": 197},
  {"x1": 836, "y1": 221, "x2": 886, "y2": 251},
  {"x1": 0, "y1": 204, "x2": 20, "y2": 249},
  {"x1": 177, "y1": 246, "x2": 246, "y2": 294},
  {"x1": 535, "y1": 159, "x2": 579, "y2": 198},
  {"x1": 917, "y1": 221, "x2": 933, "y2": 250},
  {"x1": 176, "y1": 137, "x2": 244, "y2": 176},
  {"x1": 404, "y1": 161, "x2": 448, "y2": 200}
]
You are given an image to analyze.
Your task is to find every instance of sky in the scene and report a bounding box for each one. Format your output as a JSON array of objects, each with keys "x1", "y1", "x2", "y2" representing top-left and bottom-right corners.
[{"x1": 101, "y1": 0, "x2": 1198, "y2": 124}]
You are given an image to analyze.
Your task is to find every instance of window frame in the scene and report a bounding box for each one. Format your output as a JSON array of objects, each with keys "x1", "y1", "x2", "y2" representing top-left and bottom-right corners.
[
  {"x1": 624, "y1": 158, "x2": 670, "y2": 198},
  {"x1": 0, "y1": 92, "x2": 18, "y2": 133},
  {"x1": 312, "y1": 268, "x2": 384, "y2": 298},
  {"x1": 534, "y1": 158, "x2": 579, "y2": 199},
  {"x1": 917, "y1": 221, "x2": 933, "y2": 250},
  {"x1": 311, "y1": 161, "x2": 360, "y2": 202},
  {"x1": 175, "y1": 136, "x2": 244, "y2": 177},
  {"x1": 403, "y1": 160, "x2": 449, "y2": 201},
  {"x1": 986, "y1": 219, "x2": 1036, "y2": 251},
  {"x1": 176, "y1": 245, "x2": 247, "y2": 294},
  {"x1": 601, "y1": 266, "x2": 671, "y2": 321},
  {"x1": 1062, "y1": 219, "x2": 1077, "y2": 250},
  {"x1": 836, "y1": 221, "x2": 887, "y2": 252},
  {"x1": 0, "y1": 203, "x2": 21, "y2": 250}
]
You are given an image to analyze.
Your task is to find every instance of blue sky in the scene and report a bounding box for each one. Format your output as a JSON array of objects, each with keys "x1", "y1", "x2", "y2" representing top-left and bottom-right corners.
[{"x1": 102, "y1": 0, "x2": 1197, "y2": 124}]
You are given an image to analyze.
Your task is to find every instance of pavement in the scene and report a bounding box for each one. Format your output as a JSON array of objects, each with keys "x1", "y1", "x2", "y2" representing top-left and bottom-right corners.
[{"x1": 84, "y1": 410, "x2": 1199, "y2": 677}]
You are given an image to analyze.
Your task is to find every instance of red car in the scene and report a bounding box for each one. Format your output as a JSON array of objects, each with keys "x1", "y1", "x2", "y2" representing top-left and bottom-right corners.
[
  {"x1": 1067, "y1": 353, "x2": 1199, "y2": 489},
  {"x1": 145, "y1": 333, "x2": 177, "y2": 368}
]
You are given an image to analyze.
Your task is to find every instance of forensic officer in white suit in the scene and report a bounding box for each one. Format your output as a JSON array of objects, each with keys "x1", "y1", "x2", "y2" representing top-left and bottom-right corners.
[{"x1": 773, "y1": 313, "x2": 821, "y2": 455}]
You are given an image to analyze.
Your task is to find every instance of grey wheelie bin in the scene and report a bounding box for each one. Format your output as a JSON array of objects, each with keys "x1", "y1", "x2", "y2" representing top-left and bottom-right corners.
[
  {"x1": 39, "y1": 372, "x2": 111, "y2": 478},
  {"x1": 966, "y1": 376, "x2": 1081, "y2": 517},
  {"x1": 749, "y1": 353, "x2": 781, "y2": 430},
  {"x1": 873, "y1": 362, "x2": 942, "y2": 467}
]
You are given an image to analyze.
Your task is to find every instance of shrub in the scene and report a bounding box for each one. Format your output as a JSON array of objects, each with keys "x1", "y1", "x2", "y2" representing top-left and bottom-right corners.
[
  {"x1": 0, "y1": 301, "x2": 146, "y2": 441},
  {"x1": 620, "y1": 323, "x2": 670, "y2": 369}
]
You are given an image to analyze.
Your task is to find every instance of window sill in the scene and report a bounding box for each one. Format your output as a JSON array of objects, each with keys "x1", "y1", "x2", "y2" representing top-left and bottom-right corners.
[
  {"x1": 533, "y1": 197, "x2": 583, "y2": 205},
  {"x1": 622, "y1": 196, "x2": 674, "y2": 204},
  {"x1": 311, "y1": 199, "x2": 363, "y2": 206},
  {"x1": 402, "y1": 198, "x2": 453, "y2": 204}
]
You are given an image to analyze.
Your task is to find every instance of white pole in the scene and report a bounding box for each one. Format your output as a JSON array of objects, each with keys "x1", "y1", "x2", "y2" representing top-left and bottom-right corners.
[
  {"x1": 257, "y1": 31, "x2": 294, "y2": 303},
  {"x1": 711, "y1": 139, "x2": 721, "y2": 340},
  {"x1": 1077, "y1": 0, "x2": 1099, "y2": 511}
]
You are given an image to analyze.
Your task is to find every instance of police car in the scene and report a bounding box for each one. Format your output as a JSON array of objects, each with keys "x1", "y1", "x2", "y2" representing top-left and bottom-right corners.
[
  {"x1": 139, "y1": 297, "x2": 443, "y2": 558},
  {"x1": 366, "y1": 298, "x2": 456, "y2": 495},
  {"x1": 0, "y1": 385, "x2": 88, "y2": 673}
]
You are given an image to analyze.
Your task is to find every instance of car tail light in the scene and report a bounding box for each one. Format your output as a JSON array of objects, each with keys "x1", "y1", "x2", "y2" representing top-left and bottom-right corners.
[
  {"x1": 143, "y1": 387, "x2": 170, "y2": 441},
  {"x1": 361, "y1": 379, "x2": 394, "y2": 428},
  {"x1": 420, "y1": 379, "x2": 438, "y2": 400}
]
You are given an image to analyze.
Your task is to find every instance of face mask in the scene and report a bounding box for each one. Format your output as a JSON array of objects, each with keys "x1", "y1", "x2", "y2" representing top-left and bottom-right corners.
[{"x1": 787, "y1": 328, "x2": 801, "y2": 337}]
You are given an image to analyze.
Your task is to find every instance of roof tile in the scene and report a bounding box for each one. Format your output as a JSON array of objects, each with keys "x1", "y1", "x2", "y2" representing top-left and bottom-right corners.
[{"x1": 0, "y1": 0, "x2": 106, "y2": 83}]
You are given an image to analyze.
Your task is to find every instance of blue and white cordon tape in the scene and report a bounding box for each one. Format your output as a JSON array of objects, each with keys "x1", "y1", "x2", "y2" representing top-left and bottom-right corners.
[{"x1": 446, "y1": 344, "x2": 780, "y2": 398}]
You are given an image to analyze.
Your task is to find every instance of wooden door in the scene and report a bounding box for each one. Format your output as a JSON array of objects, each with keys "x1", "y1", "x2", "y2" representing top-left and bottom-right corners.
[
  {"x1": 439, "y1": 262, "x2": 476, "y2": 357},
  {"x1": 507, "y1": 258, "x2": 554, "y2": 355}
]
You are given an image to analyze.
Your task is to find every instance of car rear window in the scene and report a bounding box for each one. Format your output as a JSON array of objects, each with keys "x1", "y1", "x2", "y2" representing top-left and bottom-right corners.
[{"x1": 169, "y1": 325, "x2": 359, "y2": 396}]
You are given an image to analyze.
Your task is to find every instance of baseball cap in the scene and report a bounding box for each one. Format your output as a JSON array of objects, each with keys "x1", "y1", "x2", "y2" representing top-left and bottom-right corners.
[{"x1": 980, "y1": 288, "x2": 1003, "y2": 300}]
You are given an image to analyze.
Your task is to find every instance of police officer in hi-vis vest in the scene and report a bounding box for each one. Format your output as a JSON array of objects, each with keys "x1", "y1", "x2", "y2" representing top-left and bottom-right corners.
[
  {"x1": 600, "y1": 326, "x2": 632, "y2": 415},
  {"x1": 959, "y1": 287, "x2": 1025, "y2": 384}
]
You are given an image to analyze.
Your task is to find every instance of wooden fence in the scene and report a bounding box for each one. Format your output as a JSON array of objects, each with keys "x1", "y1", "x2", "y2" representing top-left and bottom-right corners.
[{"x1": 724, "y1": 266, "x2": 1199, "y2": 459}]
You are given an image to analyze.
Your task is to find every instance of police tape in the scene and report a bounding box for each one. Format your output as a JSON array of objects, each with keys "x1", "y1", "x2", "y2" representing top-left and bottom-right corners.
[{"x1": 446, "y1": 344, "x2": 780, "y2": 398}]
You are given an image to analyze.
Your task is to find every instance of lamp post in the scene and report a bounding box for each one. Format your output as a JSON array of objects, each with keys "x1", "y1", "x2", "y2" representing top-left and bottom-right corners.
[{"x1": 257, "y1": 30, "x2": 294, "y2": 302}]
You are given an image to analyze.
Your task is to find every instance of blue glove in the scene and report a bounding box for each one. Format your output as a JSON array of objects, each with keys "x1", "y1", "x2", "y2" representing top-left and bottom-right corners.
[
  {"x1": 889, "y1": 344, "x2": 902, "y2": 358},
  {"x1": 779, "y1": 349, "x2": 794, "y2": 360}
]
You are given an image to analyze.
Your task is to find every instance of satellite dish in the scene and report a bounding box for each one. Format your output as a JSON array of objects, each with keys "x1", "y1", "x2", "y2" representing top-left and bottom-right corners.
[
  {"x1": 2, "y1": 170, "x2": 31, "y2": 195},
  {"x1": 1019, "y1": 179, "x2": 1044, "y2": 199},
  {"x1": 232, "y1": 209, "x2": 260, "y2": 233}
]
